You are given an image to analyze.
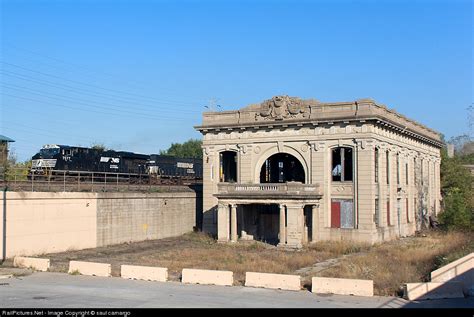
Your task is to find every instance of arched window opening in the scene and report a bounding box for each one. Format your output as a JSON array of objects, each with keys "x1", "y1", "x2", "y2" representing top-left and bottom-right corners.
[
  {"x1": 332, "y1": 147, "x2": 353, "y2": 182},
  {"x1": 220, "y1": 151, "x2": 237, "y2": 182},
  {"x1": 259, "y1": 153, "x2": 305, "y2": 183}
]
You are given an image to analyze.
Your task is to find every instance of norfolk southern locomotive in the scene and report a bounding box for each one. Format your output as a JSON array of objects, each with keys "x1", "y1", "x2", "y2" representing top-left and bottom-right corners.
[{"x1": 30, "y1": 144, "x2": 203, "y2": 181}]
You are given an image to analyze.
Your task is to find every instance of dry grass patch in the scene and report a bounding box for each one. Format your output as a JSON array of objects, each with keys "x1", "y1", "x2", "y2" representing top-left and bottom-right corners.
[
  {"x1": 133, "y1": 233, "x2": 333, "y2": 284},
  {"x1": 310, "y1": 231, "x2": 473, "y2": 296}
]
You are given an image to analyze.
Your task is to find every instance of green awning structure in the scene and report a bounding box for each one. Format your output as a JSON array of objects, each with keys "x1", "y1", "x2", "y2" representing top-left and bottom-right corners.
[{"x1": 0, "y1": 135, "x2": 15, "y2": 142}]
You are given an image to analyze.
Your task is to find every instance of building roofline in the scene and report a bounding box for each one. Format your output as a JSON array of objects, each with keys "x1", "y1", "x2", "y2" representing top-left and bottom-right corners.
[{"x1": 0, "y1": 135, "x2": 15, "y2": 142}]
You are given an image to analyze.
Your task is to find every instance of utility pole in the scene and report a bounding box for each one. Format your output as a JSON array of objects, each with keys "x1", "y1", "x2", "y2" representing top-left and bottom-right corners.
[{"x1": 468, "y1": 103, "x2": 473, "y2": 139}]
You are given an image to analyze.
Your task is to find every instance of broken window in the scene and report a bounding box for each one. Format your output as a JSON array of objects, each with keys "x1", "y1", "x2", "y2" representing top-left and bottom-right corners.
[
  {"x1": 260, "y1": 153, "x2": 305, "y2": 183},
  {"x1": 331, "y1": 199, "x2": 354, "y2": 229},
  {"x1": 219, "y1": 151, "x2": 237, "y2": 183},
  {"x1": 331, "y1": 147, "x2": 353, "y2": 182}
]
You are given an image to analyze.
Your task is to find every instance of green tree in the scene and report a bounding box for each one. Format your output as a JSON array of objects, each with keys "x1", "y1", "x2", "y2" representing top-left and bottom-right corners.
[
  {"x1": 90, "y1": 142, "x2": 108, "y2": 152},
  {"x1": 439, "y1": 148, "x2": 473, "y2": 230},
  {"x1": 159, "y1": 139, "x2": 202, "y2": 159},
  {"x1": 5, "y1": 150, "x2": 31, "y2": 181}
]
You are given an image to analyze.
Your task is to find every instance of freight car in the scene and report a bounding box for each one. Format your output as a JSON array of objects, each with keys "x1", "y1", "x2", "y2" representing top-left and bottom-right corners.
[{"x1": 147, "y1": 154, "x2": 203, "y2": 180}]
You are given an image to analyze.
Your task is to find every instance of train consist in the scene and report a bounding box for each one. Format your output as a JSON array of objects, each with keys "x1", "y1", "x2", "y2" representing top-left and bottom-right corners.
[{"x1": 30, "y1": 144, "x2": 203, "y2": 183}]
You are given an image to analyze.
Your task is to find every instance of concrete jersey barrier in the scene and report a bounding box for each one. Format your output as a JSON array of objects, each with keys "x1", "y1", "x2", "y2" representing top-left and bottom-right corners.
[
  {"x1": 311, "y1": 277, "x2": 374, "y2": 297},
  {"x1": 404, "y1": 282, "x2": 464, "y2": 300},
  {"x1": 121, "y1": 265, "x2": 168, "y2": 282},
  {"x1": 69, "y1": 261, "x2": 111, "y2": 277},
  {"x1": 430, "y1": 252, "x2": 474, "y2": 295},
  {"x1": 13, "y1": 257, "x2": 50, "y2": 272},
  {"x1": 181, "y1": 268, "x2": 233, "y2": 286},
  {"x1": 245, "y1": 272, "x2": 301, "y2": 291}
]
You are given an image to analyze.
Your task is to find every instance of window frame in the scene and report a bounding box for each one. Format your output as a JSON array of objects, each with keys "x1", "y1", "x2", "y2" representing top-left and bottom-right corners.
[{"x1": 331, "y1": 147, "x2": 353, "y2": 182}]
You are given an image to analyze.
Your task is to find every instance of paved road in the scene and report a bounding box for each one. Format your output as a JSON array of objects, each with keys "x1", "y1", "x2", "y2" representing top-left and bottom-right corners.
[{"x1": 0, "y1": 272, "x2": 472, "y2": 308}]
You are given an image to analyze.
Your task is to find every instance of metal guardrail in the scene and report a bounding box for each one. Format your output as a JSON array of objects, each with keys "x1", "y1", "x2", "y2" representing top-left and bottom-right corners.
[{"x1": 1, "y1": 167, "x2": 201, "y2": 192}]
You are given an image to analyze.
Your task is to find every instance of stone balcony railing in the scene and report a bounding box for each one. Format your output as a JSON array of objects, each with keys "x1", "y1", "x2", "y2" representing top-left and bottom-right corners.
[{"x1": 216, "y1": 182, "x2": 323, "y2": 200}]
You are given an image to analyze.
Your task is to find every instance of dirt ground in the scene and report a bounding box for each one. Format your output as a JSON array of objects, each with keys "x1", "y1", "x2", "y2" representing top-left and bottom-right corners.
[
  {"x1": 37, "y1": 233, "x2": 370, "y2": 287},
  {"x1": 5, "y1": 230, "x2": 473, "y2": 296}
]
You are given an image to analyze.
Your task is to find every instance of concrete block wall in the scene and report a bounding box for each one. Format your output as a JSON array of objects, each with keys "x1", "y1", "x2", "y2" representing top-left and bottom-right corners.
[{"x1": 96, "y1": 192, "x2": 198, "y2": 247}]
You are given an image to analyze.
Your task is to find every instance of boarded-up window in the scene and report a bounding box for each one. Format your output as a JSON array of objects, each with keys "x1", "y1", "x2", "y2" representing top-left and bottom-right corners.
[
  {"x1": 341, "y1": 200, "x2": 354, "y2": 229},
  {"x1": 331, "y1": 200, "x2": 354, "y2": 229},
  {"x1": 331, "y1": 201, "x2": 340, "y2": 228}
]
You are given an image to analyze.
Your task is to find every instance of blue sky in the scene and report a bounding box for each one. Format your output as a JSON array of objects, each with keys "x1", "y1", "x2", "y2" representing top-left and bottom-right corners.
[{"x1": 1, "y1": 0, "x2": 472, "y2": 161}]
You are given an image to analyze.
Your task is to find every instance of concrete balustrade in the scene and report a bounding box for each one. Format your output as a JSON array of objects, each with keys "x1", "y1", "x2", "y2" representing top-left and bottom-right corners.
[
  {"x1": 121, "y1": 265, "x2": 168, "y2": 282},
  {"x1": 68, "y1": 261, "x2": 111, "y2": 277},
  {"x1": 245, "y1": 272, "x2": 301, "y2": 291},
  {"x1": 13, "y1": 257, "x2": 50, "y2": 272}
]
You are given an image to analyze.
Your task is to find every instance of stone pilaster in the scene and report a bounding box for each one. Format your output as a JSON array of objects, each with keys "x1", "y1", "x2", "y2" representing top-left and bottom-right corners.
[
  {"x1": 285, "y1": 204, "x2": 304, "y2": 248},
  {"x1": 230, "y1": 204, "x2": 237, "y2": 242},
  {"x1": 278, "y1": 204, "x2": 286, "y2": 246},
  {"x1": 217, "y1": 203, "x2": 230, "y2": 242}
]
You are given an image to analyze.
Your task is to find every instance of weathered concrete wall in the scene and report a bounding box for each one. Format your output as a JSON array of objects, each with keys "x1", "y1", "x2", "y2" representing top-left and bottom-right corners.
[
  {"x1": 1, "y1": 190, "x2": 201, "y2": 258},
  {"x1": 1, "y1": 192, "x2": 98, "y2": 258},
  {"x1": 96, "y1": 192, "x2": 198, "y2": 247}
]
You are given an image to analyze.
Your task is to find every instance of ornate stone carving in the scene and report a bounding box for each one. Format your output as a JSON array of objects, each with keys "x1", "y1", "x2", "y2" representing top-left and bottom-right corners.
[
  {"x1": 254, "y1": 146, "x2": 261, "y2": 154},
  {"x1": 237, "y1": 144, "x2": 247, "y2": 154},
  {"x1": 277, "y1": 141, "x2": 284, "y2": 152},
  {"x1": 255, "y1": 95, "x2": 311, "y2": 121}
]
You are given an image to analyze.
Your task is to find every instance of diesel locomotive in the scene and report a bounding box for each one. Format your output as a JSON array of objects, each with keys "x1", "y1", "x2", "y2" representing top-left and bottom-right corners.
[{"x1": 29, "y1": 144, "x2": 203, "y2": 182}]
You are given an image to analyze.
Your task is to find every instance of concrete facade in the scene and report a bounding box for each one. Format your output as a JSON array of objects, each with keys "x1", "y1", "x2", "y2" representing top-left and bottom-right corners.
[
  {"x1": 195, "y1": 96, "x2": 443, "y2": 247},
  {"x1": 1, "y1": 191, "x2": 201, "y2": 258}
]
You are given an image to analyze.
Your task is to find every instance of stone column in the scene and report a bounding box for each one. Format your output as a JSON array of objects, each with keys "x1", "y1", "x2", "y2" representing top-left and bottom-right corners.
[
  {"x1": 230, "y1": 204, "x2": 238, "y2": 242},
  {"x1": 217, "y1": 203, "x2": 230, "y2": 242},
  {"x1": 285, "y1": 204, "x2": 304, "y2": 248},
  {"x1": 311, "y1": 204, "x2": 320, "y2": 242},
  {"x1": 278, "y1": 204, "x2": 286, "y2": 246}
]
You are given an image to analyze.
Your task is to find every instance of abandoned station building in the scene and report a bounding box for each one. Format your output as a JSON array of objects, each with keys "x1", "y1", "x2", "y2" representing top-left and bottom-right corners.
[{"x1": 195, "y1": 96, "x2": 443, "y2": 248}]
